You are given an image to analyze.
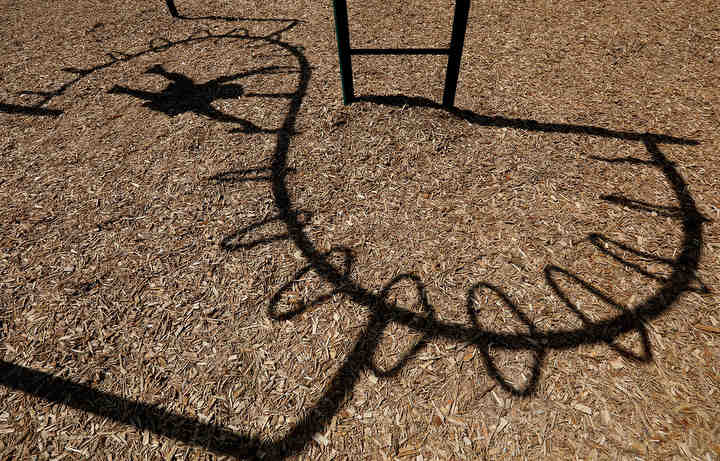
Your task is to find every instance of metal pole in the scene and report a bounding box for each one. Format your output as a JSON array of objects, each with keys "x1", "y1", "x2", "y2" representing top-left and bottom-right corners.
[
  {"x1": 443, "y1": 0, "x2": 470, "y2": 107},
  {"x1": 333, "y1": 0, "x2": 354, "y2": 105}
]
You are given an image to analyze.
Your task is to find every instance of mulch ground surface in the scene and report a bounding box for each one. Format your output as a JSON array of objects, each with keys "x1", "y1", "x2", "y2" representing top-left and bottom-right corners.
[{"x1": 1, "y1": 0, "x2": 719, "y2": 459}]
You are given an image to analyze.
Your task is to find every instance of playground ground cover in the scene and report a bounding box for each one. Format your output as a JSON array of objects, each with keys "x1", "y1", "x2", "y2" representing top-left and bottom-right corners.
[{"x1": 1, "y1": 0, "x2": 719, "y2": 459}]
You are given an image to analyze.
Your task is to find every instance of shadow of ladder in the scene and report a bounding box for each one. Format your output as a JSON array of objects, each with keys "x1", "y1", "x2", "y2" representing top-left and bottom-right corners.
[{"x1": 332, "y1": 0, "x2": 470, "y2": 107}]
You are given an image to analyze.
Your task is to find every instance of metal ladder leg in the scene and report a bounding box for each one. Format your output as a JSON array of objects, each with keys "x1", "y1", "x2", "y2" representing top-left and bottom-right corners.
[
  {"x1": 332, "y1": 0, "x2": 469, "y2": 107},
  {"x1": 443, "y1": 0, "x2": 470, "y2": 107},
  {"x1": 333, "y1": 0, "x2": 355, "y2": 105}
]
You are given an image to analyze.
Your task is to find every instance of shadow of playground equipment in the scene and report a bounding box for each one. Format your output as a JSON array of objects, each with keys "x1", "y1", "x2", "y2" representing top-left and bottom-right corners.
[
  {"x1": 259, "y1": 94, "x2": 708, "y2": 403},
  {"x1": 287, "y1": 92, "x2": 708, "y2": 377},
  {"x1": 0, "y1": 14, "x2": 711, "y2": 461},
  {"x1": 108, "y1": 63, "x2": 299, "y2": 134},
  {"x1": 0, "y1": 102, "x2": 63, "y2": 116},
  {"x1": 0, "y1": 5, "x2": 301, "y2": 118},
  {"x1": 164, "y1": 0, "x2": 298, "y2": 37}
]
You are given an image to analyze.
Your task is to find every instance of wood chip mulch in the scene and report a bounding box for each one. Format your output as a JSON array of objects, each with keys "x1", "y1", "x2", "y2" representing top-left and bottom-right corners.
[{"x1": 1, "y1": 0, "x2": 718, "y2": 460}]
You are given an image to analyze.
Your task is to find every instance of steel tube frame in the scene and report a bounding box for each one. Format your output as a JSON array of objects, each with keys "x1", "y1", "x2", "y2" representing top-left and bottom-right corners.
[{"x1": 332, "y1": 0, "x2": 470, "y2": 107}]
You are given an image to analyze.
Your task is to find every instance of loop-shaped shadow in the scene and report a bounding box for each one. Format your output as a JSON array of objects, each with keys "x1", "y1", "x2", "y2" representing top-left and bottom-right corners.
[
  {"x1": 107, "y1": 51, "x2": 131, "y2": 62},
  {"x1": 588, "y1": 233, "x2": 710, "y2": 295},
  {"x1": 1, "y1": 21, "x2": 709, "y2": 460},
  {"x1": 467, "y1": 283, "x2": 546, "y2": 396},
  {"x1": 220, "y1": 210, "x2": 311, "y2": 251},
  {"x1": 223, "y1": 27, "x2": 251, "y2": 39},
  {"x1": 368, "y1": 274, "x2": 435, "y2": 378},
  {"x1": 188, "y1": 29, "x2": 213, "y2": 40},
  {"x1": 545, "y1": 265, "x2": 652, "y2": 362},
  {"x1": 267, "y1": 246, "x2": 353, "y2": 321}
]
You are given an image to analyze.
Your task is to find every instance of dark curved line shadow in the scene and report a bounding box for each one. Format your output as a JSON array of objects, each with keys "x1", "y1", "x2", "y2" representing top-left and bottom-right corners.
[
  {"x1": 587, "y1": 232, "x2": 710, "y2": 294},
  {"x1": 601, "y1": 193, "x2": 711, "y2": 223},
  {"x1": 467, "y1": 283, "x2": 545, "y2": 396},
  {"x1": 266, "y1": 95, "x2": 707, "y2": 456},
  {"x1": 220, "y1": 210, "x2": 311, "y2": 252},
  {"x1": 588, "y1": 154, "x2": 672, "y2": 166},
  {"x1": 368, "y1": 274, "x2": 435, "y2": 378},
  {"x1": 0, "y1": 23, "x2": 316, "y2": 461},
  {"x1": 544, "y1": 265, "x2": 653, "y2": 362},
  {"x1": 208, "y1": 167, "x2": 296, "y2": 184},
  {"x1": 0, "y1": 18, "x2": 710, "y2": 461},
  {"x1": 354, "y1": 95, "x2": 698, "y2": 145},
  {"x1": 274, "y1": 95, "x2": 704, "y2": 347},
  {"x1": 165, "y1": 0, "x2": 301, "y2": 38},
  {"x1": 165, "y1": 0, "x2": 179, "y2": 17},
  {"x1": 0, "y1": 361, "x2": 259, "y2": 457},
  {"x1": 267, "y1": 246, "x2": 354, "y2": 321}
]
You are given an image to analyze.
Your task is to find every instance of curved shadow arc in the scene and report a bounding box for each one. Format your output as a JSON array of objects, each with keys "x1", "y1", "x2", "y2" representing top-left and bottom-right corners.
[
  {"x1": 587, "y1": 232, "x2": 710, "y2": 294},
  {"x1": 544, "y1": 264, "x2": 653, "y2": 362},
  {"x1": 274, "y1": 96, "x2": 705, "y2": 363},
  {"x1": 354, "y1": 95, "x2": 699, "y2": 146},
  {"x1": 1, "y1": 24, "x2": 315, "y2": 461},
  {"x1": 267, "y1": 246, "x2": 353, "y2": 321},
  {"x1": 0, "y1": 17, "x2": 709, "y2": 461},
  {"x1": 369, "y1": 274, "x2": 435, "y2": 378},
  {"x1": 466, "y1": 283, "x2": 545, "y2": 396}
]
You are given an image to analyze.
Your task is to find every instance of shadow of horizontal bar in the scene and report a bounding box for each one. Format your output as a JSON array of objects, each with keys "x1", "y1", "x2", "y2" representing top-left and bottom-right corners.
[
  {"x1": 350, "y1": 48, "x2": 450, "y2": 56},
  {"x1": 0, "y1": 360, "x2": 257, "y2": 456}
]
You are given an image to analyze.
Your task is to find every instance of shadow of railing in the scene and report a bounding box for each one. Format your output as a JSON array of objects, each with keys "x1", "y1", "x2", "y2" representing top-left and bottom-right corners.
[
  {"x1": 210, "y1": 90, "x2": 709, "y2": 456},
  {"x1": 0, "y1": 12, "x2": 712, "y2": 461},
  {"x1": 164, "y1": 0, "x2": 301, "y2": 37}
]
